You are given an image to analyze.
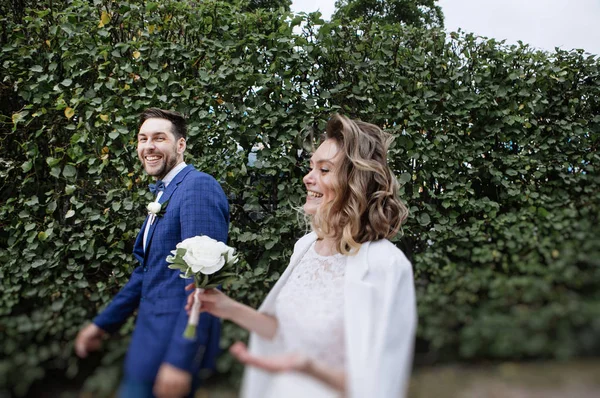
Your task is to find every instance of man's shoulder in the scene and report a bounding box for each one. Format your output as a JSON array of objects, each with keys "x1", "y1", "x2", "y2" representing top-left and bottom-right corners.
[
  {"x1": 179, "y1": 168, "x2": 225, "y2": 196},
  {"x1": 182, "y1": 167, "x2": 220, "y2": 185}
]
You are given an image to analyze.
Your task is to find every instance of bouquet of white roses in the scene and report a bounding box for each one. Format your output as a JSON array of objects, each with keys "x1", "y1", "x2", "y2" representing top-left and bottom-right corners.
[{"x1": 166, "y1": 235, "x2": 238, "y2": 339}]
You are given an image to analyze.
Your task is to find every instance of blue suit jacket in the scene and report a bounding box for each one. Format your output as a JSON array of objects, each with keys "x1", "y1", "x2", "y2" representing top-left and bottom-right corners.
[{"x1": 93, "y1": 165, "x2": 229, "y2": 382}]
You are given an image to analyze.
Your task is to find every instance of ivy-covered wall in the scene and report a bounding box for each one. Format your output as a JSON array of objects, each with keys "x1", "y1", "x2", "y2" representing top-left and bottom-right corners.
[{"x1": 1, "y1": 0, "x2": 599, "y2": 396}]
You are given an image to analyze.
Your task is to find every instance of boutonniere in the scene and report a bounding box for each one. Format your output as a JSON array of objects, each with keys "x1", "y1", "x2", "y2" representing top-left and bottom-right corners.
[{"x1": 147, "y1": 200, "x2": 169, "y2": 225}]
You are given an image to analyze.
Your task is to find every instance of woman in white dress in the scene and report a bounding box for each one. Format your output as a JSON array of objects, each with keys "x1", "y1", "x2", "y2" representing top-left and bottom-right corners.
[{"x1": 187, "y1": 114, "x2": 417, "y2": 397}]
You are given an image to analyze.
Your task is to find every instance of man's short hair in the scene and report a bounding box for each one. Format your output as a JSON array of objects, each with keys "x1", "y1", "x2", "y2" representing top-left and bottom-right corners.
[{"x1": 139, "y1": 108, "x2": 187, "y2": 140}]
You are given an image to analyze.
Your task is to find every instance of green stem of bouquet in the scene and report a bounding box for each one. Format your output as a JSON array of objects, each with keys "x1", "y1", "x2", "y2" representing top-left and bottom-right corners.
[
  {"x1": 183, "y1": 324, "x2": 196, "y2": 340},
  {"x1": 183, "y1": 278, "x2": 202, "y2": 340}
]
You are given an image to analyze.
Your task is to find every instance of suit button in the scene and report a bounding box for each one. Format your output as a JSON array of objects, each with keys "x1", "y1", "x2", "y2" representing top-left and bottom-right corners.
[
  {"x1": 140, "y1": 296, "x2": 144, "y2": 302},
  {"x1": 143, "y1": 266, "x2": 148, "y2": 272}
]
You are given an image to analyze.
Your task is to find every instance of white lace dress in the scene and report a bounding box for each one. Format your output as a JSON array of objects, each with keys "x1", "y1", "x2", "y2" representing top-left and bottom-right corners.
[{"x1": 265, "y1": 242, "x2": 347, "y2": 398}]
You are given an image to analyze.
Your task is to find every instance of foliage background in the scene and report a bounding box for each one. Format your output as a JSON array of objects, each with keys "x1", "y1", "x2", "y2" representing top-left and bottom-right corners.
[{"x1": 1, "y1": 0, "x2": 599, "y2": 396}]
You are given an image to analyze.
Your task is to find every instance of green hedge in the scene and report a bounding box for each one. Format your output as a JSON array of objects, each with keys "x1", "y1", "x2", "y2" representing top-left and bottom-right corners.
[{"x1": 1, "y1": 0, "x2": 599, "y2": 395}]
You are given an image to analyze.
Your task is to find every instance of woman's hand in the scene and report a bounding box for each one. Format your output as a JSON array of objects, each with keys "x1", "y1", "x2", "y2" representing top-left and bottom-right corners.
[
  {"x1": 184, "y1": 283, "x2": 279, "y2": 339},
  {"x1": 230, "y1": 342, "x2": 346, "y2": 392},
  {"x1": 229, "y1": 341, "x2": 309, "y2": 373},
  {"x1": 184, "y1": 283, "x2": 238, "y2": 320}
]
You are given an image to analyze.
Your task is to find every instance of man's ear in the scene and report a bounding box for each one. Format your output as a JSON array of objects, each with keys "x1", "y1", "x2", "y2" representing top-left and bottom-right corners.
[{"x1": 178, "y1": 137, "x2": 186, "y2": 154}]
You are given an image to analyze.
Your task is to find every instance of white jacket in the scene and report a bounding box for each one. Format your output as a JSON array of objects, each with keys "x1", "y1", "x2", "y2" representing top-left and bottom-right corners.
[{"x1": 241, "y1": 232, "x2": 417, "y2": 398}]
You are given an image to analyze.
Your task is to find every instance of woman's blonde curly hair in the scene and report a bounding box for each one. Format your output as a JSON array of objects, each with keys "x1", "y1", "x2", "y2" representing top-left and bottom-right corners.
[{"x1": 312, "y1": 114, "x2": 408, "y2": 255}]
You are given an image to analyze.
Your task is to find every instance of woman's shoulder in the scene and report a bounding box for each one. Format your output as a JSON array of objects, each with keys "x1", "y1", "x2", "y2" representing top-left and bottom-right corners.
[
  {"x1": 293, "y1": 231, "x2": 318, "y2": 250},
  {"x1": 363, "y1": 239, "x2": 412, "y2": 274}
]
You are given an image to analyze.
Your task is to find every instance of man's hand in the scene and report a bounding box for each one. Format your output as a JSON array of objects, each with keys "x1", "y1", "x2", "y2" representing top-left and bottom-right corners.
[
  {"x1": 153, "y1": 363, "x2": 192, "y2": 398},
  {"x1": 74, "y1": 323, "x2": 106, "y2": 358}
]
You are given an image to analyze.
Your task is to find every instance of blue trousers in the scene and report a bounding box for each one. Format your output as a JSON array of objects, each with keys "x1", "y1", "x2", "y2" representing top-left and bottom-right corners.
[{"x1": 118, "y1": 376, "x2": 198, "y2": 398}]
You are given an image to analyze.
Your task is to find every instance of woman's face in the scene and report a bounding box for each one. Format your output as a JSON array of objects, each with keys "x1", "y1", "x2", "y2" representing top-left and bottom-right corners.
[{"x1": 303, "y1": 139, "x2": 342, "y2": 215}]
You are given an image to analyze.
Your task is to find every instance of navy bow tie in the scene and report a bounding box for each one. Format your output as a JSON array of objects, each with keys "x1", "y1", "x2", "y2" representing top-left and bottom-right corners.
[{"x1": 149, "y1": 180, "x2": 165, "y2": 194}]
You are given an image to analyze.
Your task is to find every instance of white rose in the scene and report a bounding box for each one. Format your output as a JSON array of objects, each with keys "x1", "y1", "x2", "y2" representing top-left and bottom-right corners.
[
  {"x1": 224, "y1": 245, "x2": 238, "y2": 264},
  {"x1": 147, "y1": 202, "x2": 161, "y2": 214},
  {"x1": 177, "y1": 236, "x2": 231, "y2": 275}
]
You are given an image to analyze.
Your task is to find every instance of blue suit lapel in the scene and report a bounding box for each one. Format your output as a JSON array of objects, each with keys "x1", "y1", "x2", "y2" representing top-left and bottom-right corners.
[
  {"x1": 144, "y1": 165, "x2": 195, "y2": 258},
  {"x1": 133, "y1": 217, "x2": 147, "y2": 265}
]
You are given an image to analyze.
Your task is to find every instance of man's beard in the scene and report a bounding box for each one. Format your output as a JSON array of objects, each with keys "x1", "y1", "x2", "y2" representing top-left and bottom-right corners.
[
  {"x1": 145, "y1": 152, "x2": 178, "y2": 179},
  {"x1": 154, "y1": 157, "x2": 178, "y2": 179}
]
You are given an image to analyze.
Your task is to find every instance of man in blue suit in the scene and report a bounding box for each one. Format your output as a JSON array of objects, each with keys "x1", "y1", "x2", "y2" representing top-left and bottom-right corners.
[{"x1": 75, "y1": 108, "x2": 229, "y2": 398}]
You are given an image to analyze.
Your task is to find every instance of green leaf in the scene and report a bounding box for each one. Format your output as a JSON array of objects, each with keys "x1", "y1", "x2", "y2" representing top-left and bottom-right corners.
[
  {"x1": 46, "y1": 201, "x2": 57, "y2": 213},
  {"x1": 264, "y1": 240, "x2": 276, "y2": 250},
  {"x1": 65, "y1": 185, "x2": 76, "y2": 195},
  {"x1": 203, "y1": 283, "x2": 219, "y2": 289},
  {"x1": 51, "y1": 300, "x2": 65, "y2": 311},
  {"x1": 417, "y1": 213, "x2": 431, "y2": 226},
  {"x1": 12, "y1": 111, "x2": 28, "y2": 127},
  {"x1": 46, "y1": 157, "x2": 61, "y2": 167},
  {"x1": 25, "y1": 196, "x2": 39, "y2": 206},
  {"x1": 399, "y1": 172, "x2": 411, "y2": 184},
  {"x1": 21, "y1": 161, "x2": 33, "y2": 173},
  {"x1": 62, "y1": 164, "x2": 76, "y2": 178}
]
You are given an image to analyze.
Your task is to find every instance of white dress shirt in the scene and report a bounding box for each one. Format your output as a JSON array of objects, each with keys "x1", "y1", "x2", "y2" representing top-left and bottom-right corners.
[{"x1": 143, "y1": 162, "x2": 187, "y2": 251}]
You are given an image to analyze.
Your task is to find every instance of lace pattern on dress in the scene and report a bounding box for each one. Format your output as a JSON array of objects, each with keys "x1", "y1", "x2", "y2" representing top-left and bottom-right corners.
[{"x1": 274, "y1": 241, "x2": 347, "y2": 369}]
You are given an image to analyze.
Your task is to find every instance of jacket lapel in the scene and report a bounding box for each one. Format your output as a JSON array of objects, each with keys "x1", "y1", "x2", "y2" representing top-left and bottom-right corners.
[
  {"x1": 345, "y1": 240, "x2": 374, "y2": 385},
  {"x1": 133, "y1": 217, "x2": 148, "y2": 264},
  {"x1": 144, "y1": 165, "x2": 195, "y2": 259}
]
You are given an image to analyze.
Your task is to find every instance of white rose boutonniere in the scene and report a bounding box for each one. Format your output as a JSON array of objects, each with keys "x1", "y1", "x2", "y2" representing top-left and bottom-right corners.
[
  {"x1": 146, "y1": 200, "x2": 169, "y2": 225},
  {"x1": 166, "y1": 235, "x2": 238, "y2": 339},
  {"x1": 147, "y1": 202, "x2": 162, "y2": 214}
]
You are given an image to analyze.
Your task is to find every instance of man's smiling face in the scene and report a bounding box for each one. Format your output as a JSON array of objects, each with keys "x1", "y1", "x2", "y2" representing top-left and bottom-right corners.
[{"x1": 137, "y1": 118, "x2": 186, "y2": 180}]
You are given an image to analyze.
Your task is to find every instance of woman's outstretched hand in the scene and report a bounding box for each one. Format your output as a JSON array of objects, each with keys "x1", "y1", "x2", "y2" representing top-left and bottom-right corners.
[
  {"x1": 184, "y1": 283, "x2": 279, "y2": 340},
  {"x1": 229, "y1": 341, "x2": 309, "y2": 373},
  {"x1": 230, "y1": 342, "x2": 346, "y2": 392},
  {"x1": 184, "y1": 283, "x2": 238, "y2": 320}
]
